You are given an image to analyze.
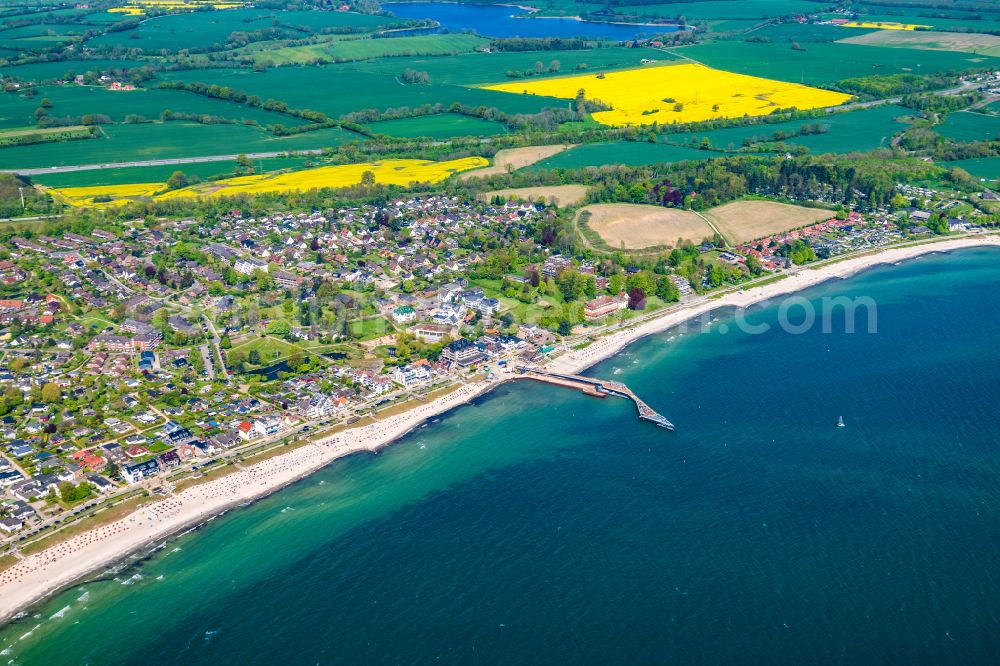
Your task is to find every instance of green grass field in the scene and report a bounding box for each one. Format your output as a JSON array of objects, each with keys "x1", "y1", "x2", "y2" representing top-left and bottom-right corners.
[
  {"x1": 88, "y1": 9, "x2": 414, "y2": 52},
  {"x1": 703, "y1": 19, "x2": 765, "y2": 33},
  {"x1": 326, "y1": 33, "x2": 488, "y2": 61},
  {"x1": 945, "y1": 157, "x2": 1000, "y2": 184},
  {"x1": 158, "y1": 65, "x2": 563, "y2": 117},
  {"x1": 670, "y1": 41, "x2": 1000, "y2": 85},
  {"x1": 0, "y1": 23, "x2": 86, "y2": 38},
  {"x1": 749, "y1": 23, "x2": 876, "y2": 42},
  {"x1": 238, "y1": 32, "x2": 488, "y2": 66},
  {"x1": 840, "y1": 11, "x2": 1000, "y2": 32},
  {"x1": 0, "y1": 33, "x2": 80, "y2": 51},
  {"x1": 837, "y1": 29, "x2": 1000, "y2": 57},
  {"x1": 350, "y1": 316, "x2": 392, "y2": 340},
  {"x1": 0, "y1": 85, "x2": 295, "y2": 130},
  {"x1": 568, "y1": 0, "x2": 836, "y2": 20},
  {"x1": 367, "y1": 113, "x2": 507, "y2": 139},
  {"x1": 529, "y1": 141, "x2": 715, "y2": 169},
  {"x1": 277, "y1": 8, "x2": 415, "y2": 31},
  {"x1": 229, "y1": 336, "x2": 301, "y2": 365},
  {"x1": 664, "y1": 105, "x2": 910, "y2": 154},
  {"x1": 0, "y1": 59, "x2": 149, "y2": 82},
  {"x1": 347, "y1": 47, "x2": 677, "y2": 85},
  {"x1": 0, "y1": 122, "x2": 360, "y2": 170},
  {"x1": 0, "y1": 124, "x2": 91, "y2": 147},
  {"x1": 935, "y1": 111, "x2": 1000, "y2": 142},
  {"x1": 0, "y1": 23, "x2": 84, "y2": 51},
  {"x1": 88, "y1": 9, "x2": 284, "y2": 51},
  {"x1": 30, "y1": 156, "x2": 314, "y2": 187}
]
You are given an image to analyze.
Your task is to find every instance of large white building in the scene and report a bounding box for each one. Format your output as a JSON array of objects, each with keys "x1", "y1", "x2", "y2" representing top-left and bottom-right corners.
[
  {"x1": 121, "y1": 459, "x2": 160, "y2": 484},
  {"x1": 393, "y1": 363, "x2": 434, "y2": 387},
  {"x1": 234, "y1": 258, "x2": 268, "y2": 276},
  {"x1": 298, "y1": 395, "x2": 342, "y2": 419},
  {"x1": 253, "y1": 414, "x2": 282, "y2": 438}
]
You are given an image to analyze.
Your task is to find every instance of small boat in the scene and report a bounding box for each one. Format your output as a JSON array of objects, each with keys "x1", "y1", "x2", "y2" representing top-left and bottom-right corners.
[{"x1": 837, "y1": 416, "x2": 845, "y2": 428}]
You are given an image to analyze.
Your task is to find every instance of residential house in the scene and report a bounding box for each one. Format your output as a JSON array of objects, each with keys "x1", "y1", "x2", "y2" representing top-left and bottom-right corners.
[
  {"x1": 253, "y1": 415, "x2": 282, "y2": 438},
  {"x1": 298, "y1": 395, "x2": 337, "y2": 420},
  {"x1": 408, "y1": 323, "x2": 455, "y2": 344},
  {"x1": 584, "y1": 293, "x2": 628, "y2": 321},
  {"x1": 392, "y1": 305, "x2": 416, "y2": 324},
  {"x1": 121, "y1": 459, "x2": 160, "y2": 484}
]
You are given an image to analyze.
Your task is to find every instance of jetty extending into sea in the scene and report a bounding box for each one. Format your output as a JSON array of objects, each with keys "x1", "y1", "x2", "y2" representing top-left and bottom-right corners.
[{"x1": 517, "y1": 367, "x2": 674, "y2": 430}]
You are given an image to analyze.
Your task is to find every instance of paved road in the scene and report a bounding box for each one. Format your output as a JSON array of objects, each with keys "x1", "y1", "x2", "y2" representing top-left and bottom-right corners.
[
  {"x1": 4, "y1": 149, "x2": 325, "y2": 176},
  {"x1": 2, "y1": 78, "x2": 987, "y2": 177},
  {"x1": 0, "y1": 214, "x2": 63, "y2": 222},
  {"x1": 199, "y1": 344, "x2": 216, "y2": 380},
  {"x1": 201, "y1": 314, "x2": 230, "y2": 380}
]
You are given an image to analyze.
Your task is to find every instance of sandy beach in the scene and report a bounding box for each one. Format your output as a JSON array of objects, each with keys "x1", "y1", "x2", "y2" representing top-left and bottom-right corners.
[
  {"x1": 0, "y1": 234, "x2": 997, "y2": 624},
  {"x1": 550, "y1": 236, "x2": 1000, "y2": 375}
]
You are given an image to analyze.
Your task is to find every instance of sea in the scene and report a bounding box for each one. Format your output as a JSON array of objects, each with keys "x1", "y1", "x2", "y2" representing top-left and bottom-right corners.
[{"x1": 2, "y1": 247, "x2": 1000, "y2": 664}]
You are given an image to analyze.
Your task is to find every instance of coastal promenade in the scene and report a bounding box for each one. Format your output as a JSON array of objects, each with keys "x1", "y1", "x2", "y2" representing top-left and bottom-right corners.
[{"x1": 1, "y1": 234, "x2": 998, "y2": 624}]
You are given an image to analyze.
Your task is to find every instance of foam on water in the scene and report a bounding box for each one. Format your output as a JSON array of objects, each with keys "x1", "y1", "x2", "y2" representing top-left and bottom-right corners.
[{"x1": 47, "y1": 607, "x2": 70, "y2": 621}]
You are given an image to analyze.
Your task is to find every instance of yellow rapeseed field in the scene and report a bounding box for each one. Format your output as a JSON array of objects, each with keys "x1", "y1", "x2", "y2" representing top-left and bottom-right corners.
[
  {"x1": 50, "y1": 183, "x2": 163, "y2": 208},
  {"x1": 840, "y1": 21, "x2": 931, "y2": 30},
  {"x1": 482, "y1": 63, "x2": 851, "y2": 127},
  {"x1": 48, "y1": 158, "x2": 488, "y2": 207},
  {"x1": 108, "y1": 1, "x2": 245, "y2": 15}
]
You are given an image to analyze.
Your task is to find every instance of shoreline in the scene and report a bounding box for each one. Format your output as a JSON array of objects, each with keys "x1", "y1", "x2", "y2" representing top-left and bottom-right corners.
[
  {"x1": 1, "y1": 234, "x2": 997, "y2": 626},
  {"x1": 515, "y1": 14, "x2": 685, "y2": 29},
  {"x1": 382, "y1": 1, "x2": 681, "y2": 29}
]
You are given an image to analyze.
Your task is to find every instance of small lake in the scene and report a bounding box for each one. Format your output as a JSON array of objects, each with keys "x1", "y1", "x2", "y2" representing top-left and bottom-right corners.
[
  {"x1": 384, "y1": 2, "x2": 679, "y2": 40},
  {"x1": 245, "y1": 351, "x2": 348, "y2": 381},
  {"x1": 245, "y1": 360, "x2": 291, "y2": 381}
]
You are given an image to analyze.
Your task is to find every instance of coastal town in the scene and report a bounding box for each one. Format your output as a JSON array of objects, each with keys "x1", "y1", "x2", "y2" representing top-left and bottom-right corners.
[
  {"x1": 3, "y1": 0, "x2": 1000, "y2": 656},
  {"x1": 0, "y1": 179, "x2": 996, "y2": 549}
]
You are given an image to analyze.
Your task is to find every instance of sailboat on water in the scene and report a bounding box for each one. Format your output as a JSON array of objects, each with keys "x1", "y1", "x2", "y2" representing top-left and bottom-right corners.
[{"x1": 837, "y1": 416, "x2": 845, "y2": 428}]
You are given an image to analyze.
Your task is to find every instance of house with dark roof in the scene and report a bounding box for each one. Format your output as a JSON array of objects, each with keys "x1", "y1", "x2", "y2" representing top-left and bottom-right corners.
[
  {"x1": 0, "y1": 516, "x2": 22, "y2": 533},
  {"x1": 121, "y1": 459, "x2": 160, "y2": 484},
  {"x1": 441, "y1": 338, "x2": 485, "y2": 367}
]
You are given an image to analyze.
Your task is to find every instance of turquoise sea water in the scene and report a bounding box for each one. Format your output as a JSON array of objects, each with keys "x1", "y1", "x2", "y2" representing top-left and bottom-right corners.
[{"x1": 3, "y1": 248, "x2": 1000, "y2": 664}]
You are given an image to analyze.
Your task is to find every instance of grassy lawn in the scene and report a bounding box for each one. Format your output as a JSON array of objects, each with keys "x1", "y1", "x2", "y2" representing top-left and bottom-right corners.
[
  {"x1": 297, "y1": 341, "x2": 362, "y2": 359},
  {"x1": 350, "y1": 316, "x2": 393, "y2": 340},
  {"x1": 470, "y1": 277, "x2": 561, "y2": 324},
  {"x1": 469, "y1": 278, "x2": 503, "y2": 294},
  {"x1": 503, "y1": 299, "x2": 552, "y2": 325},
  {"x1": 78, "y1": 315, "x2": 116, "y2": 331},
  {"x1": 229, "y1": 336, "x2": 300, "y2": 364},
  {"x1": 146, "y1": 441, "x2": 173, "y2": 454}
]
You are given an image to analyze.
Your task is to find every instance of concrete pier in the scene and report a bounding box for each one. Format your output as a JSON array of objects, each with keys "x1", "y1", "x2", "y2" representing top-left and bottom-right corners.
[{"x1": 517, "y1": 367, "x2": 674, "y2": 430}]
